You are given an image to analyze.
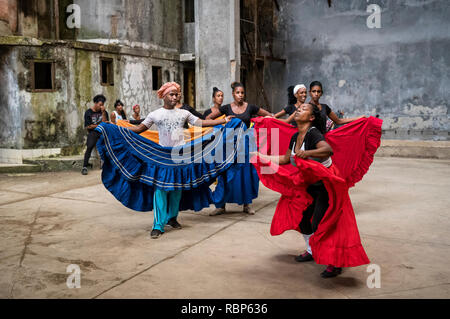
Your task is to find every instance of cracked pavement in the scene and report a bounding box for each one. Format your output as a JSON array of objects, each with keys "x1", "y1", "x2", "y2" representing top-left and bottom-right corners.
[{"x1": 0, "y1": 157, "x2": 449, "y2": 299}]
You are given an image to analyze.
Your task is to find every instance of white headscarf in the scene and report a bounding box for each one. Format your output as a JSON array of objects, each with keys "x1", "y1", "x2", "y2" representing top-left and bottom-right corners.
[{"x1": 293, "y1": 84, "x2": 306, "y2": 95}]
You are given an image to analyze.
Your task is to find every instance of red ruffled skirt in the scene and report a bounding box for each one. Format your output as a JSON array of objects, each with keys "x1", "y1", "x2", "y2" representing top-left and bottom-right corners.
[{"x1": 251, "y1": 117, "x2": 383, "y2": 267}]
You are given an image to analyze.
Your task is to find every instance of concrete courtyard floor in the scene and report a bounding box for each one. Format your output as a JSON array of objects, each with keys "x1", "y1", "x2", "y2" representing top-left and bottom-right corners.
[{"x1": 0, "y1": 157, "x2": 449, "y2": 299}]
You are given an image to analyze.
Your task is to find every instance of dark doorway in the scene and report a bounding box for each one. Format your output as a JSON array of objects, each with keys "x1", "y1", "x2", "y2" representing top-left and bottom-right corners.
[
  {"x1": 100, "y1": 58, "x2": 114, "y2": 86},
  {"x1": 183, "y1": 63, "x2": 195, "y2": 107}
]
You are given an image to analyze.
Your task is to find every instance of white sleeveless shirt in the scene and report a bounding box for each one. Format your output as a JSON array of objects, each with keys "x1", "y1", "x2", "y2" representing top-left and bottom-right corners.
[{"x1": 113, "y1": 111, "x2": 123, "y2": 121}]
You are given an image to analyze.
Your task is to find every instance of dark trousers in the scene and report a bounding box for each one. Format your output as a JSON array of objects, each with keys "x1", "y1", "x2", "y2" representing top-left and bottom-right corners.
[
  {"x1": 83, "y1": 131, "x2": 100, "y2": 167},
  {"x1": 299, "y1": 181, "x2": 329, "y2": 235}
]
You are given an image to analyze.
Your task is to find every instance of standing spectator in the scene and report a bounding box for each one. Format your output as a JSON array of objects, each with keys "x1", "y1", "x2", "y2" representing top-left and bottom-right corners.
[{"x1": 82, "y1": 95, "x2": 109, "y2": 175}]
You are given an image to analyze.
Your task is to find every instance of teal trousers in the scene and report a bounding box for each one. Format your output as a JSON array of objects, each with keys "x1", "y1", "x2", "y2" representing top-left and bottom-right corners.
[{"x1": 153, "y1": 189, "x2": 182, "y2": 232}]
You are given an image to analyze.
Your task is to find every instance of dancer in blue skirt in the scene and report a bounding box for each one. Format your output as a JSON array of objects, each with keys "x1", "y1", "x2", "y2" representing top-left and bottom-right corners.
[
  {"x1": 127, "y1": 82, "x2": 232, "y2": 239},
  {"x1": 206, "y1": 82, "x2": 273, "y2": 216}
]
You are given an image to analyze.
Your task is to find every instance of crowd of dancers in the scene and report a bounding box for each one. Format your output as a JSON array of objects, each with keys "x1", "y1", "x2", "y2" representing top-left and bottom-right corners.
[{"x1": 84, "y1": 80, "x2": 382, "y2": 278}]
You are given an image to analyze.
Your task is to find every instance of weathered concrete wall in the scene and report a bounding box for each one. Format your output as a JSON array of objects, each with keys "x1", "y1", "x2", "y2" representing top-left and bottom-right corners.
[
  {"x1": 74, "y1": 0, "x2": 182, "y2": 52},
  {"x1": 0, "y1": 0, "x2": 184, "y2": 152},
  {"x1": 0, "y1": 40, "x2": 179, "y2": 151},
  {"x1": 195, "y1": 0, "x2": 240, "y2": 110},
  {"x1": 0, "y1": 0, "x2": 17, "y2": 35},
  {"x1": 0, "y1": 46, "x2": 21, "y2": 147},
  {"x1": 279, "y1": 0, "x2": 450, "y2": 140}
]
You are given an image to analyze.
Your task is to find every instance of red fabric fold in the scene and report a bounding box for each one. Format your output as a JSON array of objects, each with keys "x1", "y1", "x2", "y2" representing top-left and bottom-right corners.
[{"x1": 251, "y1": 117, "x2": 382, "y2": 267}]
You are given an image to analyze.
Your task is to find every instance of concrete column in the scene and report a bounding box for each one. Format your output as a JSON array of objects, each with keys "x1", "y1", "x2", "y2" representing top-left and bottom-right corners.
[
  {"x1": 195, "y1": 0, "x2": 240, "y2": 110},
  {"x1": 229, "y1": 0, "x2": 240, "y2": 83}
]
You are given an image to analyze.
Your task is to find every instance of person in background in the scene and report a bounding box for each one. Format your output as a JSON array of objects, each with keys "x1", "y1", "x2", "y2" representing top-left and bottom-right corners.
[
  {"x1": 206, "y1": 82, "x2": 273, "y2": 216},
  {"x1": 82, "y1": 94, "x2": 109, "y2": 175},
  {"x1": 130, "y1": 104, "x2": 141, "y2": 121},
  {"x1": 274, "y1": 84, "x2": 308, "y2": 126},
  {"x1": 203, "y1": 87, "x2": 224, "y2": 119},
  {"x1": 129, "y1": 104, "x2": 145, "y2": 125},
  {"x1": 111, "y1": 100, "x2": 127, "y2": 124}
]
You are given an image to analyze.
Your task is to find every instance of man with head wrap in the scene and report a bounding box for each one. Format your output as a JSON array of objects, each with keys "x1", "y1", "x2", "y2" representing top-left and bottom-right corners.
[{"x1": 128, "y1": 82, "x2": 233, "y2": 239}]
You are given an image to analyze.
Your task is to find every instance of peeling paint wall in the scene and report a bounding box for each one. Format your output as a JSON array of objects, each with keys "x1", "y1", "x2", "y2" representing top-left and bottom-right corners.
[
  {"x1": 0, "y1": 42, "x2": 179, "y2": 151},
  {"x1": 0, "y1": 47, "x2": 22, "y2": 148},
  {"x1": 119, "y1": 55, "x2": 180, "y2": 115},
  {"x1": 0, "y1": 0, "x2": 183, "y2": 151},
  {"x1": 279, "y1": 0, "x2": 450, "y2": 140}
]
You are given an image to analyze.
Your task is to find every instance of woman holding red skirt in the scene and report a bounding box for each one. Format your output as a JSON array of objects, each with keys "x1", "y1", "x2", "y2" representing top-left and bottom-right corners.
[{"x1": 253, "y1": 103, "x2": 379, "y2": 278}]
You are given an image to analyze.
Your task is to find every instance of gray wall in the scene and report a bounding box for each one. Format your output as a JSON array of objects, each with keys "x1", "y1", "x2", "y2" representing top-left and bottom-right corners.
[{"x1": 280, "y1": 0, "x2": 450, "y2": 140}]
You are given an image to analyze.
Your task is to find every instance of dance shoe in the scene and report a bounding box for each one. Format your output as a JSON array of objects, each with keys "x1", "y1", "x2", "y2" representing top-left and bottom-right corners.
[
  {"x1": 320, "y1": 265, "x2": 343, "y2": 278},
  {"x1": 167, "y1": 218, "x2": 182, "y2": 229},
  {"x1": 150, "y1": 229, "x2": 163, "y2": 239},
  {"x1": 295, "y1": 252, "x2": 314, "y2": 262}
]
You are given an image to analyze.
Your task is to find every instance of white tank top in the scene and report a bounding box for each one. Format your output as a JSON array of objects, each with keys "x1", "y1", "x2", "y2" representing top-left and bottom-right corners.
[{"x1": 113, "y1": 110, "x2": 123, "y2": 121}]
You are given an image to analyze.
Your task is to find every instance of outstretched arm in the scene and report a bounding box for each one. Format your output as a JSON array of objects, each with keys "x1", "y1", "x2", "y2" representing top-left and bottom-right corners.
[
  {"x1": 206, "y1": 109, "x2": 223, "y2": 120},
  {"x1": 128, "y1": 123, "x2": 149, "y2": 134},
  {"x1": 329, "y1": 111, "x2": 365, "y2": 125},
  {"x1": 277, "y1": 112, "x2": 296, "y2": 124},
  {"x1": 257, "y1": 108, "x2": 274, "y2": 117},
  {"x1": 254, "y1": 148, "x2": 291, "y2": 165},
  {"x1": 194, "y1": 116, "x2": 233, "y2": 127},
  {"x1": 274, "y1": 110, "x2": 286, "y2": 118}
]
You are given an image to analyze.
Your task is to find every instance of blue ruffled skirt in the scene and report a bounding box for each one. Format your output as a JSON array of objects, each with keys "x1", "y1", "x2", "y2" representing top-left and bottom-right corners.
[{"x1": 95, "y1": 119, "x2": 259, "y2": 212}]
